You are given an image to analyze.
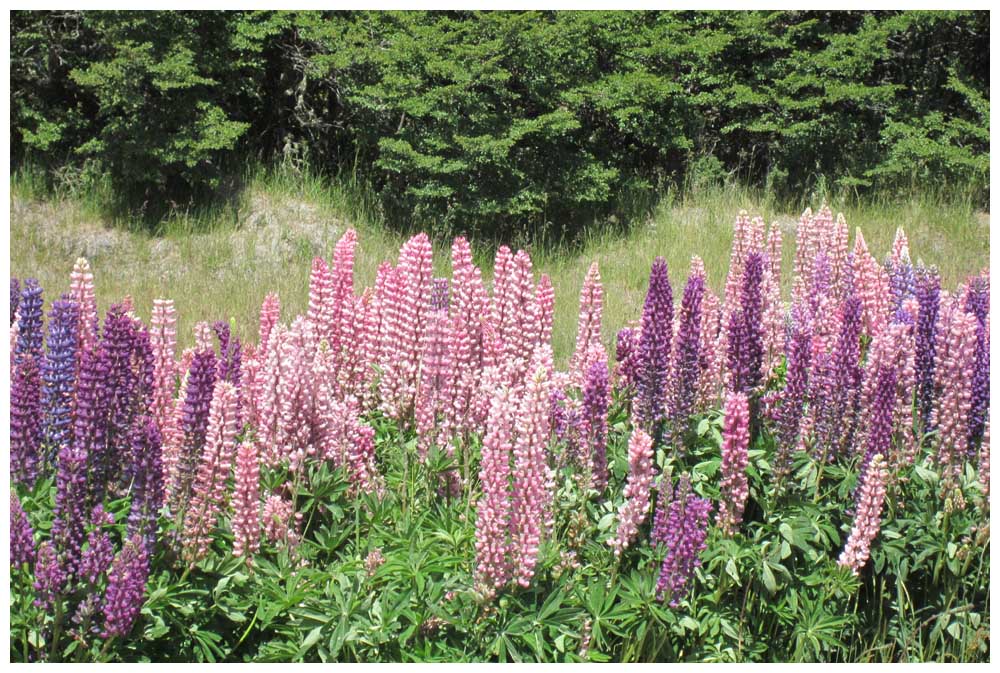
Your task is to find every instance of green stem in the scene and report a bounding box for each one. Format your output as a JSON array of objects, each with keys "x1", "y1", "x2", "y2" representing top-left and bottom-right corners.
[{"x1": 48, "y1": 597, "x2": 64, "y2": 662}]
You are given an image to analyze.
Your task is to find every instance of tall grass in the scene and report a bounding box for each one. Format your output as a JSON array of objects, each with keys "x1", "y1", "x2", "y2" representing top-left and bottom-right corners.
[{"x1": 9, "y1": 164, "x2": 989, "y2": 366}]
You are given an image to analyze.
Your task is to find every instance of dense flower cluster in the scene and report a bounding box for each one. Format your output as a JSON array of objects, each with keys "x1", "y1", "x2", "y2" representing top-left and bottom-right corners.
[
  {"x1": 838, "y1": 453, "x2": 889, "y2": 574},
  {"x1": 608, "y1": 427, "x2": 654, "y2": 555},
  {"x1": 718, "y1": 392, "x2": 750, "y2": 536},
  {"x1": 652, "y1": 474, "x2": 712, "y2": 606}
]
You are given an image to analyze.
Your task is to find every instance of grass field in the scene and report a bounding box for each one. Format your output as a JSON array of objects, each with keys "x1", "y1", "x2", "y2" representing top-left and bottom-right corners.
[{"x1": 9, "y1": 167, "x2": 989, "y2": 365}]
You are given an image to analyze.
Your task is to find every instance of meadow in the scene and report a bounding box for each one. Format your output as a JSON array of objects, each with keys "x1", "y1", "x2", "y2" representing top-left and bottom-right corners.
[{"x1": 8, "y1": 170, "x2": 990, "y2": 662}]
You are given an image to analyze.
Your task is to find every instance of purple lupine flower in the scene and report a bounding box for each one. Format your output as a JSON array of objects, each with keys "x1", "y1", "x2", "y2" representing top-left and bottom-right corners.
[
  {"x1": 75, "y1": 343, "x2": 114, "y2": 505},
  {"x1": 11, "y1": 354, "x2": 43, "y2": 487},
  {"x1": 103, "y1": 307, "x2": 141, "y2": 489},
  {"x1": 101, "y1": 535, "x2": 150, "y2": 639},
  {"x1": 549, "y1": 387, "x2": 571, "y2": 445},
  {"x1": 213, "y1": 320, "x2": 242, "y2": 387},
  {"x1": 79, "y1": 506, "x2": 116, "y2": 585},
  {"x1": 171, "y1": 349, "x2": 217, "y2": 512},
  {"x1": 11, "y1": 493, "x2": 36, "y2": 569},
  {"x1": 431, "y1": 277, "x2": 450, "y2": 312},
  {"x1": 726, "y1": 253, "x2": 764, "y2": 394},
  {"x1": 773, "y1": 310, "x2": 811, "y2": 484},
  {"x1": 653, "y1": 474, "x2": 712, "y2": 606},
  {"x1": 581, "y1": 359, "x2": 610, "y2": 491},
  {"x1": 635, "y1": 258, "x2": 673, "y2": 429},
  {"x1": 650, "y1": 470, "x2": 673, "y2": 546},
  {"x1": 668, "y1": 270, "x2": 705, "y2": 441},
  {"x1": 812, "y1": 295, "x2": 864, "y2": 460},
  {"x1": 887, "y1": 255, "x2": 916, "y2": 322},
  {"x1": 965, "y1": 276, "x2": 989, "y2": 453},
  {"x1": 859, "y1": 364, "x2": 898, "y2": 480},
  {"x1": 914, "y1": 267, "x2": 940, "y2": 429},
  {"x1": 51, "y1": 439, "x2": 90, "y2": 578},
  {"x1": 42, "y1": 297, "x2": 80, "y2": 463},
  {"x1": 615, "y1": 326, "x2": 641, "y2": 392},
  {"x1": 33, "y1": 541, "x2": 66, "y2": 611},
  {"x1": 127, "y1": 418, "x2": 164, "y2": 548},
  {"x1": 15, "y1": 278, "x2": 44, "y2": 361},
  {"x1": 11, "y1": 277, "x2": 20, "y2": 324}
]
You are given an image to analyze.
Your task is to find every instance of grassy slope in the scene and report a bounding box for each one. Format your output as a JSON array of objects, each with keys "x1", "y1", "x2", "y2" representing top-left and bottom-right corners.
[{"x1": 9, "y1": 171, "x2": 989, "y2": 365}]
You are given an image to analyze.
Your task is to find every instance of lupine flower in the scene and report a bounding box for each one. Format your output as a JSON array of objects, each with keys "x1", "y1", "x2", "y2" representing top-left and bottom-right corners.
[
  {"x1": 474, "y1": 385, "x2": 517, "y2": 593},
  {"x1": 914, "y1": 267, "x2": 940, "y2": 429},
  {"x1": 668, "y1": 263, "x2": 705, "y2": 440},
  {"x1": 33, "y1": 541, "x2": 66, "y2": 611},
  {"x1": 698, "y1": 289, "x2": 724, "y2": 406},
  {"x1": 15, "y1": 278, "x2": 44, "y2": 361},
  {"x1": 168, "y1": 349, "x2": 217, "y2": 508},
  {"x1": 614, "y1": 326, "x2": 641, "y2": 391},
  {"x1": 838, "y1": 452, "x2": 889, "y2": 574},
  {"x1": 980, "y1": 416, "x2": 990, "y2": 499},
  {"x1": 653, "y1": 474, "x2": 712, "y2": 606},
  {"x1": 773, "y1": 312, "x2": 811, "y2": 486},
  {"x1": 511, "y1": 347, "x2": 554, "y2": 587},
  {"x1": 101, "y1": 535, "x2": 150, "y2": 639},
  {"x1": 11, "y1": 493, "x2": 36, "y2": 569},
  {"x1": 258, "y1": 292, "x2": 281, "y2": 354},
  {"x1": 761, "y1": 226, "x2": 786, "y2": 378},
  {"x1": 859, "y1": 365, "x2": 898, "y2": 477},
  {"x1": 70, "y1": 257, "x2": 99, "y2": 356},
  {"x1": 811, "y1": 295, "x2": 863, "y2": 460},
  {"x1": 635, "y1": 258, "x2": 673, "y2": 429},
  {"x1": 852, "y1": 231, "x2": 890, "y2": 337},
  {"x1": 232, "y1": 441, "x2": 261, "y2": 558},
  {"x1": 415, "y1": 308, "x2": 457, "y2": 461},
  {"x1": 965, "y1": 276, "x2": 989, "y2": 453},
  {"x1": 718, "y1": 392, "x2": 750, "y2": 536},
  {"x1": 569, "y1": 262, "x2": 604, "y2": 384},
  {"x1": 42, "y1": 298, "x2": 80, "y2": 460},
  {"x1": 535, "y1": 274, "x2": 556, "y2": 356},
  {"x1": 307, "y1": 256, "x2": 336, "y2": 345},
  {"x1": 182, "y1": 381, "x2": 240, "y2": 565},
  {"x1": 431, "y1": 277, "x2": 450, "y2": 311},
  {"x1": 576, "y1": 359, "x2": 609, "y2": 490},
  {"x1": 11, "y1": 354, "x2": 42, "y2": 486},
  {"x1": 127, "y1": 418, "x2": 164, "y2": 547},
  {"x1": 933, "y1": 310, "x2": 977, "y2": 510},
  {"x1": 608, "y1": 427, "x2": 654, "y2": 555},
  {"x1": 213, "y1": 320, "x2": 242, "y2": 387},
  {"x1": 10, "y1": 277, "x2": 19, "y2": 324},
  {"x1": 79, "y1": 506, "x2": 116, "y2": 585},
  {"x1": 726, "y1": 252, "x2": 764, "y2": 394},
  {"x1": 262, "y1": 490, "x2": 302, "y2": 548}
]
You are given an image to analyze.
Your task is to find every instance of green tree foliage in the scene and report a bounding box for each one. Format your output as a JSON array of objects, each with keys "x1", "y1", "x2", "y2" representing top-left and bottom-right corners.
[{"x1": 10, "y1": 10, "x2": 990, "y2": 234}]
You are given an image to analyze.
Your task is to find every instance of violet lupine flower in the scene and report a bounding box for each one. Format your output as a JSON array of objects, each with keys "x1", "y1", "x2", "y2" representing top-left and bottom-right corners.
[
  {"x1": 15, "y1": 278, "x2": 44, "y2": 362},
  {"x1": 232, "y1": 440, "x2": 261, "y2": 559},
  {"x1": 726, "y1": 252, "x2": 764, "y2": 394},
  {"x1": 51, "y1": 439, "x2": 90, "y2": 578},
  {"x1": 608, "y1": 427, "x2": 654, "y2": 555},
  {"x1": 213, "y1": 320, "x2": 242, "y2": 387},
  {"x1": 101, "y1": 535, "x2": 150, "y2": 639},
  {"x1": 10, "y1": 277, "x2": 19, "y2": 324},
  {"x1": 474, "y1": 385, "x2": 517, "y2": 593},
  {"x1": 75, "y1": 344, "x2": 114, "y2": 506},
  {"x1": 615, "y1": 326, "x2": 641, "y2": 392},
  {"x1": 811, "y1": 295, "x2": 864, "y2": 460},
  {"x1": 635, "y1": 258, "x2": 673, "y2": 430},
  {"x1": 33, "y1": 541, "x2": 66, "y2": 611},
  {"x1": 169, "y1": 349, "x2": 217, "y2": 510},
  {"x1": 859, "y1": 365, "x2": 898, "y2": 478},
  {"x1": 182, "y1": 381, "x2": 240, "y2": 565},
  {"x1": 79, "y1": 506, "x2": 116, "y2": 585},
  {"x1": 718, "y1": 392, "x2": 750, "y2": 536},
  {"x1": 11, "y1": 493, "x2": 36, "y2": 569},
  {"x1": 127, "y1": 418, "x2": 164, "y2": 548},
  {"x1": 42, "y1": 297, "x2": 80, "y2": 461},
  {"x1": 887, "y1": 255, "x2": 916, "y2": 323},
  {"x1": 102, "y1": 307, "x2": 141, "y2": 492},
  {"x1": 773, "y1": 313, "x2": 811, "y2": 485},
  {"x1": 838, "y1": 452, "x2": 889, "y2": 574},
  {"x1": 510, "y1": 348, "x2": 554, "y2": 588},
  {"x1": 649, "y1": 471, "x2": 673, "y2": 547},
  {"x1": 914, "y1": 267, "x2": 940, "y2": 430},
  {"x1": 965, "y1": 276, "x2": 989, "y2": 453},
  {"x1": 652, "y1": 474, "x2": 712, "y2": 606},
  {"x1": 11, "y1": 354, "x2": 42, "y2": 487},
  {"x1": 580, "y1": 359, "x2": 610, "y2": 491},
  {"x1": 667, "y1": 268, "x2": 705, "y2": 441}
]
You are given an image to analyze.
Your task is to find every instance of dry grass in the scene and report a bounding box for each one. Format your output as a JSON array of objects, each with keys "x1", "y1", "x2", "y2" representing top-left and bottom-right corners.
[{"x1": 10, "y1": 175, "x2": 989, "y2": 366}]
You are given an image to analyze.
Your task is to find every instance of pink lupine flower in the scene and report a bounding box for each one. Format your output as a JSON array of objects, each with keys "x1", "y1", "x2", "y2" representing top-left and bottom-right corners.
[
  {"x1": 698, "y1": 287, "x2": 724, "y2": 408},
  {"x1": 838, "y1": 452, "x2": 889, "y2": 574},
  {"x1": 511, "y1": 346, "x2": 554, "y2": 587},
  {"x1": 258, "y1": 292, "x2": 281, "y2": 354},
  {"x1": 569, "y1": 262, "x2": 604, "y2": 384},
  {"x1": 717, "y1": 392, "x2": 750, "y2": 536},
  {"x1": 307, "y1": 256, "x2": 336, "y2": 345},
  {"x1": 232, "y1": 440, "x2": 261, "y2": 559},
  {"x1": 474, "y1": 384, "x2": 518, "y2": 593},
  {"x1": 450, "y1": 237, "x2": 489, "y2": 375},
  {"x1": 70, "y1": 257, "x2": 99, "y2": 355},
  {"x1": 150, "y1": 299, "x2": 178, "y2": 432},
  {"x1": 330, "y1": 228, "x2": 359, "y2": 359},
  {"x1": 262, "y1": 489, "x2": 302, "y2": 548},
  {"x1": 932, "y1": 309, "x2": 977, "y2": 510},
  {"x1": 535, "y1": 274, "x2": 555, "y2": 353},
  {"x1": 890, "y1": 227, "x2": 909, "y2": 267},
  {"x1": 182, "y1": 381, "x2": 240, "y2": 565},
  {"x1": 853, "y1": 229, "x2": 890, "y2": 337},
  {"x1": 608, "y1": 427, "x2": 655, "y2": 555},
  {"x1": 761, "y1": 225, "x2": 786, "y2": 378},
  {"x1": 415, "y1": 309, "x2": 459, "y2": 490}
]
